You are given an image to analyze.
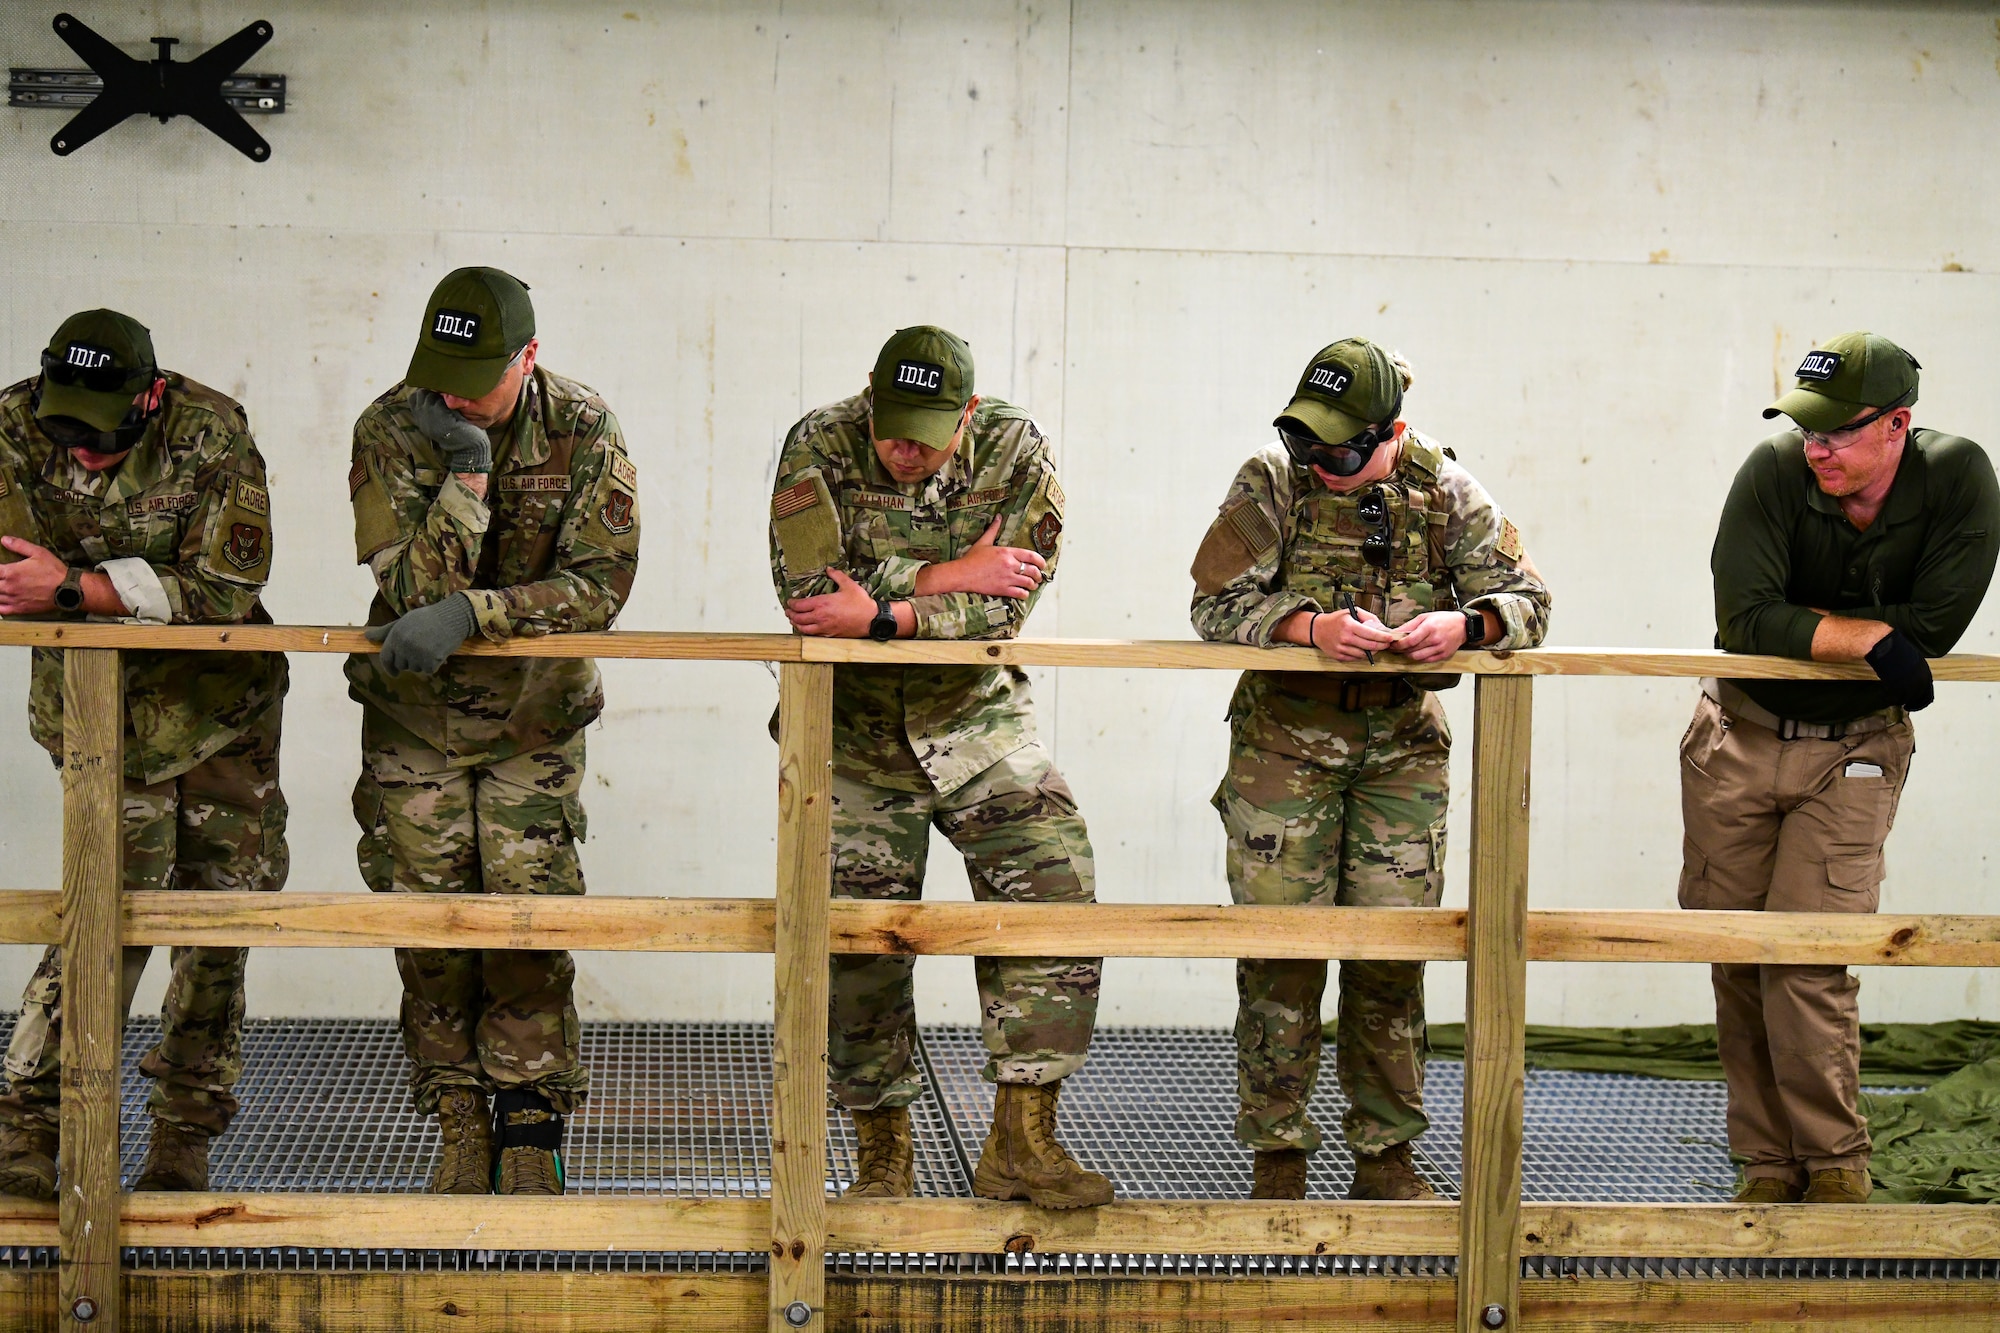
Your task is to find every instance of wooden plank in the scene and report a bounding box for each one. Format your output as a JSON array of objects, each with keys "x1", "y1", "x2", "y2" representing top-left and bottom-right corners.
[
  {"x1": 1518, "y1": 1201, "x2": 2000, "y2": 1260},
  {"x1": 827, "y1": 1197, "x2": 1458, "y2": 1255},
  {"x1": 59, "y1": 648, "x2": 123, "y2": 1333},
  {"x1": 1528, "y1": 909, "x2": 2000, "y2": 966},
  {"x1": 769, "y1": 661, "x2": 834, "y2": 1333},
  {"x1": 1460, "y1": 674, "x2": 1533, "y2": 1333},
  {"x1": 0, "y1": 1193, "x2": 765, "y2": 1251},
  {"x1": 0, "y1": 621, "x2": 1995, "y2": 681},
  {"x1": 1, "y1": 1269, "x2": 1992, "y2": 1333}
]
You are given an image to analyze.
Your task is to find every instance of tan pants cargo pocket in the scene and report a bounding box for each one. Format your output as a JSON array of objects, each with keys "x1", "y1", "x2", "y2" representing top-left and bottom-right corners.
[
  {"x1": 1822, "y1": 852, "x2": 1883, "y2": 913},
  {"x1": 1219, "y1": 788, "x2": 1291, "y2": 907},
  {"x1": 1677, "y1": 842, "x2": 1713, "y2": 910}
]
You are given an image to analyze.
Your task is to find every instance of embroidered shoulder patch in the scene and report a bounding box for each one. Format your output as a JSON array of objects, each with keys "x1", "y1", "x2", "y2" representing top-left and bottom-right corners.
[
  {"x1": 1223, "y1": 496, "x2": 1279, "y2": 555},
  {"x1": 609, "y1": 454, "x2": 638, "y2": 490},
  {"x1": 772, "y1": 479, "x2": 820, "y2": 521},
  {"x1": 1045, "y1": 473, "x2": 1066, "y2": 512},
  {"x1": 232, "y1": 479, "x2": 269, "y2": 517},
  {"x1": 0, "y1": 474, "x2": 11, "y2": 499},
  {"x1": 1495, "y1": 518, "x2": 1524, "y2": 564},
  {"x1": 348, "y1": 459, "x2": 367, "y2": 498},
  {"x1": 1191, "y1": 494, "x2": 1279, "y2": 597},
  {"x1": 1032, "y1": 511, "x2": 1063, "y2": 557},
  {"x1": 599, "y1": 489, "x2": 636, "y2": 535}
]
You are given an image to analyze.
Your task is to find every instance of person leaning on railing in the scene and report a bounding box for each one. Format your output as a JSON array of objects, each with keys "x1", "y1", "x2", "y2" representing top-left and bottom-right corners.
[
  {"x1": 346, "y1": 268, "x2": 640, "y2": 1197},
  {"x1": 1688, "y1": 332, "x2": 2000, "y2": 1206},
  {"x1": 770, "y1": 324, "x2": 1113, "y2": 1209},
  {"x1": 0, "y1": 309, "x2": 289, "y2": 1199},
  {"x1": 1189, "y1": 338, "x2": 1551, "y2": 1202}
]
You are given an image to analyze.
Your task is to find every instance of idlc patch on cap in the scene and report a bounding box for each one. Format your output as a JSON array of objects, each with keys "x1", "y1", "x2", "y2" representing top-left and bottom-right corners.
[
  {"x1": 430, "y1": 308, "x2": 482, "y2": 346},
  {"x1": 62, "y1": 342, "x2": 116, "y2": 371},
  {"x1": 1305, "y1": 362, "x2": 1352, "y2": 396},
  {"x1": 1796, "y1": 350, "x2": 1843, "y2": 382},
  {"x1": 892, "y1": 359, "x2": 945, "y2": 396}
]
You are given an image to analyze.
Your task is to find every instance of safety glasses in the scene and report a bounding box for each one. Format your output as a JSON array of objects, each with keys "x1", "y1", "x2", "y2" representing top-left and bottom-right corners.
[
  {"x1": 40, "y1": 348, "x2": 147, "y2": 394},
  {"x1": 1357, "y1": 487, "x2": 1391, "y2": 568},
  {"x1": 1799, "y1": 403, "x2": 1897, "y2": 450}
]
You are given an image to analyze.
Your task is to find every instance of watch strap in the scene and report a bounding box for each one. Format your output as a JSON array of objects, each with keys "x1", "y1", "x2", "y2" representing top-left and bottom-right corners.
[
  {"x1": 868, "y1": 597, "x2": 897, "y2": 641},
  {"x1": 54, "y1": 566, "x2": 86, "y2": 615}
]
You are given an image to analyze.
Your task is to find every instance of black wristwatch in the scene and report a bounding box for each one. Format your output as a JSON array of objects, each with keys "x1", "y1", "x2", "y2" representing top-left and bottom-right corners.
[
  {"x1": 868, "y1": 597, "x2": 898, "y2": 642},
  {"x1": 1461, "y1": 607, "x2": 1487, "y2": 648},
  {"x1": 53, "y1": 567, "x2": 86, "y2": 616}
]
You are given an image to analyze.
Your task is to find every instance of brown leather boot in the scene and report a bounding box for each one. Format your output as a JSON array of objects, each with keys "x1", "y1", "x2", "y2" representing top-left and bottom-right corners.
[
  {"x1": 1734, "y1": 1176, "x2": 1804, "y2": 1204},
  {"x1": 1802, "y1": 1167, "x2": 1872, "y2": 1204},
  {"x1": 972, "y1": 1081, "x2": 1114, "y2": 1210},
  {"x1": 1348, "y1": 1143, "x2": 1438, "y2": 1201},
  {"x1": 133, "y1": 1119, "x2": 209, "y2": 1191},
  {"x1": 429, "y1": 1088, "x2": 494, "y2": 1195},
  {"x1": 1250, "y1": 1148, "x2": 1309, "y2": 1200},
  {"x1": 492, "y1": 1090, "x2": 566, "y2": 1196},
  {"x1": 0, "y1": 1125, "x2": 57, "y2": 1202},
  {"x1": 845, "y1": 1106, "x2": 914, "y2": 1198}
]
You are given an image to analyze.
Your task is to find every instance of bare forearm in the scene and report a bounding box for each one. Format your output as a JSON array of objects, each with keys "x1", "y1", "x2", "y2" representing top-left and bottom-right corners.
[
  {"x1": 79, "y1": 572, "x2": 129, "y2": 617},
  {"x1": 1811, "y1": 613, "x2": 1893, "y2": 663}
]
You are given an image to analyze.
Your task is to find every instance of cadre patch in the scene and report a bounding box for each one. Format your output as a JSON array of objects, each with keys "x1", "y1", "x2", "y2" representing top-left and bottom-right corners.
[
  {"x1": 232, "y1": 479, "x2": 269, "y2": 516},
  {"x1": 348, "y1": 459, "x2": 368, "y2": 498},
  {"x1": 1045, "y1": 473, "x2": 1066, "y2": 511},
  {"x1": 1495, "y1": 517, "x2": 1524, "y2": 564},
  {"x1": 1796, "y1": 350, "x2": 1843, "y2": 382},
  {"x1": 1032, "y1": 511, "x2": 1063, "y2": 556},
  {"x1": 609, "y1": 454, "x2": 638, "y2": 490}
]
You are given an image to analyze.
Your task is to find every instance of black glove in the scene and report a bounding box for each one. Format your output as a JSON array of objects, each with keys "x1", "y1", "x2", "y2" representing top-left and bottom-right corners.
[
  {"x1": 1864, "y1": 628, "x2": 1934, "y2": 712},
  {"x1": 408, "y1": 390, "x2": 493, "y2": 475},
  {"x1": 365, "y1": 593, "x2": 478, "y2": 676}
]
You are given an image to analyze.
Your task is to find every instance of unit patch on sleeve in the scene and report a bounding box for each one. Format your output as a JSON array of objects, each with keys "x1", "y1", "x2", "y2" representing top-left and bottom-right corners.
[
  {"x1": 223, "y1": 522, "x2": 265, "y2": 570},
  {"x1": 1031, "y1": 511, "x2": 1063, "y2": 557},
  {"x1": 203, "y1": 473, "x2": 274, "y2": 584},
  {"x1": 599, "y1": 488, "x2": 636, "y2": 535},
  {"x1": 1495, "y1": 518, "x2": 1524, "y2": 565}
]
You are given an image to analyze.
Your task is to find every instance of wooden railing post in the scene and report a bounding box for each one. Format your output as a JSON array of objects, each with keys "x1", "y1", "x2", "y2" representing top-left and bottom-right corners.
[
  {"x1": 1458, "y1": 674, "x2": 1531, "y2": 1333},
  {"x1": 769, "y1": 661, "x2": 833, "y2": 1333},
  {"x1": 59, "y1": 648, "x2": 123, "y2": 1331}
]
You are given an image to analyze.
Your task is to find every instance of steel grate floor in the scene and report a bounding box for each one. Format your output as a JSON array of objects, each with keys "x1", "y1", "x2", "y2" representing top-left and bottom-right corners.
[{"x1": 0, "y1": 1016, "x2": 1988, "y2": 1280}]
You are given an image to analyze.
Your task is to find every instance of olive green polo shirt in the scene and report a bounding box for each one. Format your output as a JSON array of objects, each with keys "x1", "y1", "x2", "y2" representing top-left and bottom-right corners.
[{"x1": 1712, "y1": 427, "x2": 2000, "y2": 723}]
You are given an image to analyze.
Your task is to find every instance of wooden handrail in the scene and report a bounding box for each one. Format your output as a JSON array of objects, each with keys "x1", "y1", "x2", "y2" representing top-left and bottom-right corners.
[{"x1": 4, "y1": 620, "x2": 1999, "y2": 679}]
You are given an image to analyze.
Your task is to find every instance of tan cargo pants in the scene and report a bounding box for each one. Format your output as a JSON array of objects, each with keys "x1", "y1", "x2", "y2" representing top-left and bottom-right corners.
[{"x1": 1678, "y1": 690, "x2": 1914, "y2": 1184}]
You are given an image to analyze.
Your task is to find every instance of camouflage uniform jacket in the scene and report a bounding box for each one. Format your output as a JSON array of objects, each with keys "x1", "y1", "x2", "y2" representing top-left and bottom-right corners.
[
  {"x1": 1190, "y1": 430, "x2": 1551, "y2": 687},
  {"x1": 345, "y1": 368, "x2": 640, "y2": 767},
  {"x1": 0, "y1": 373, "x2": 285, "y2": 784},
  {"x1": 768, "y1": 391, "x2": 1067, "y2": 795}
]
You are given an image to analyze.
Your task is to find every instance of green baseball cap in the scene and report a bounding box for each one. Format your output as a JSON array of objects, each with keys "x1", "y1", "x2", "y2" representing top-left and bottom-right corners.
[
  {"x1": 1274, "y1": 338, "x2": 1402, "y2": 444},
  {"x1": 1764, "y1": 332, "x2": 1921, "y2": 434},
  {"x1": 870, "y1": 325, "x2": 974, "y2": 451},
  {"x1": 406, "y1": 266, "x2": 536, "y2": 399},
  {"x1": 37, "y1": 309, "x2": 156, "y2": 431}
]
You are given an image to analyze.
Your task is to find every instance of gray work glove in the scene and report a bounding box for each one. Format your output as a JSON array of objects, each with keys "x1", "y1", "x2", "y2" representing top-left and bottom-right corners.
[
  {"x1": 408, "y1": 389, "x2": 493, "y2": 475},
  {"x1": 365, "y1": 593, "x2": 478, "y2": 676}
]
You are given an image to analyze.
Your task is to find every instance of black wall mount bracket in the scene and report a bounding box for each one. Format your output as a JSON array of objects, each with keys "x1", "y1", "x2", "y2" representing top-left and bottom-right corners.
[{"x1": 6, "y1": 13, "x2": 283, "y2": 161}]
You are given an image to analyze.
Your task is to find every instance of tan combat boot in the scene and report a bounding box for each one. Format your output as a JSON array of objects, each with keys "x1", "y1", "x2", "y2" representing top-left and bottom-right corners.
[
  {"x1": 0, "y1": 1125, "x2": 57, "y2": 1202},
  {"x1": 1734, "y1": 1176, "x2": 1804, "y2": 1204},
  {"x1": 429, "y1": 1088, "x2": 494, "y2": 1195},
  {"x1": 1250, "y1": 1148, "x2": 1309, "y2": 1200},
  {"x1": 972, "y1": 1081, "x2": 1114, "y2": 1210},
  {"x1": 845, "y1": 1106, "x2": 914, "y2": 1198},
  {"x1": 1348, "y1": 1143, "x2": 1438, "y2": 1201},
  {"x1": 492, "y1": 1090, "x2": 566, "y2": 1196},
  {"x1": 133, "y1": 1119, "x2": 209, "y2": 1192},
  {"x1": 1802, "y1": 1167, "x2": 1872, "y2": 1204}
]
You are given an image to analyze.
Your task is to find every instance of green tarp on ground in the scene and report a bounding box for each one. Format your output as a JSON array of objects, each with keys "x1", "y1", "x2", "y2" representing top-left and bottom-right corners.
[{"x1": 1390, "y1": 1021, "x2": 2000, "y2": 1203}]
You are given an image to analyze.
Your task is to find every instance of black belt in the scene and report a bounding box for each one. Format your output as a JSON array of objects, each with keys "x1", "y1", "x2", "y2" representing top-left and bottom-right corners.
[
  {"x1": 1271, "y1": 672, "x2": 1418, "y2": 712},
  {"x1": 1701, "y1": 678, "x2": 1903, "y2": 741}
]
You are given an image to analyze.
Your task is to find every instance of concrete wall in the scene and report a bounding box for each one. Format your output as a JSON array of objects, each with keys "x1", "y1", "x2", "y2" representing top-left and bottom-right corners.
[{"x1": 0, "y1": 0, "x2": 1996, "y2": 1029}]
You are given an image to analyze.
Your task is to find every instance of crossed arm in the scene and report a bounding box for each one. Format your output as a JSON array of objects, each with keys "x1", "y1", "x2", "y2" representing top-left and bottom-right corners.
[{"x1": 785, "y1": 517, "x2": 1047, "y2": 638}]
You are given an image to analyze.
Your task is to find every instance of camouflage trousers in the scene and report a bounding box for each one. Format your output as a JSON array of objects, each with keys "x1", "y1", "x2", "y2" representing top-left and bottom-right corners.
[
  {"x1": 0, "y1": 703, "x2": 288, "y2": 1137},
  {"x1": 1216, "y1": 674, "x2": 1449, "y2": 1156},
  {"x1": 353, "y1": 714, "x2": 589, "y2": 1116},
  {"x1": 830, "y1": 741, "x2": 1101, "y2": 1110}
]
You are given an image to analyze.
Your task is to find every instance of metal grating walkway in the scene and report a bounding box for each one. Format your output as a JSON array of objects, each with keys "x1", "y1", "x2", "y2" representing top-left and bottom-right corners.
[{"x1": 0, "y1": 1016, "x2": 1988, "y2": 1280}]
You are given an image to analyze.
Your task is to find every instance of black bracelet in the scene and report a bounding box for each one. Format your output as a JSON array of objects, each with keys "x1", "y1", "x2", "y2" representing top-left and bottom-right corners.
[{"x1": 1306, "y1": 611, "x2": 1321, "y2": 648}]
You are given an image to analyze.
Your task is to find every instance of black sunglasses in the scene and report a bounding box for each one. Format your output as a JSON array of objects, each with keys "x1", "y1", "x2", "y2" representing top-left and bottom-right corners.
[
  {"x1": 1357, "y1": 487, "x2": 1391, "y2": 568},
  {"x1": 41, "y1": 348, "x2": 149, "y2": 394}
]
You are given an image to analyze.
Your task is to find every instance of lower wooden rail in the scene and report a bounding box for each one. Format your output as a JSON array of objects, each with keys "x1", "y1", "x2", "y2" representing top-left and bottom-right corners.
[{"x1": 2, "y1": 1195, "x2": 1995, "y2": 1262}]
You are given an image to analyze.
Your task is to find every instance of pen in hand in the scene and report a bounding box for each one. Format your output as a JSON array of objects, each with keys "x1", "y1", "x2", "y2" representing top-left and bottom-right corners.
[{"x1": 1345, "y1": 593, "x2": 1374, "y2": 665}]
